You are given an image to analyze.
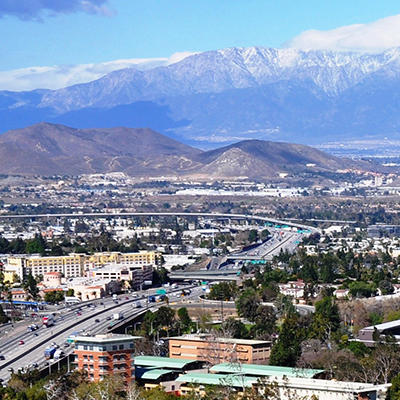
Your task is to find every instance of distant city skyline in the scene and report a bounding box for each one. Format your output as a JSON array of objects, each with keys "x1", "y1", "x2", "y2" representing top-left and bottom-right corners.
[{"x1": 1, "y1": 0, "x2": 400, "y2": 90}]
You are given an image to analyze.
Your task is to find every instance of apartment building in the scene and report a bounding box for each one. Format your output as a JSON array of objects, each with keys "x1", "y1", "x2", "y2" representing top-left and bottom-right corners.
[
  {"x1": 74, "y1": 334, "x2": 141, "y2": 383},
  {"x1": 6, "y1": 251, "x2": 158, "y2": 280},
  {"x1": 168, "y1": 334, "x2": 271, "y2": 365},
  {"x1": 7, "y1": 254, "x2": 84, "y2": 279},
  {"x1": 84, "y1": 251, "x2": 159, "y2": 269}
]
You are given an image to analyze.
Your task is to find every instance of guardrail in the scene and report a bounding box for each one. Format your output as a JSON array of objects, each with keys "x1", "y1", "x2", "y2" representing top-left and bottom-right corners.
[{"x1": 0, "y1": 286, "x2": 194, "y2": 374}]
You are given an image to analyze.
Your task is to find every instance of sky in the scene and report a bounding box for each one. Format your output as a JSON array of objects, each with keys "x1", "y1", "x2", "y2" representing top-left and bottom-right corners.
[{"x1": 1, "y1": 0, "x2": 400, "y2": 90}]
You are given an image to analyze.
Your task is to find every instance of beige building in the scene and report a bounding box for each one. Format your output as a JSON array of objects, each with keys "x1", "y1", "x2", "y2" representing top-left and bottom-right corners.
[
  {"x1": 7, "y1": 251, "x2": 159, "y2": 280},
  {"x1": 66, "y1": 277, "x2": 120, "y2": 300},
  {"x1": 168, "y1": 334, "x2": 271, "y2": 365},
  {"x1": 7, "y1": 254, "x2": 84, "y2": 279},
  {"x1": 84, "y1": 251, "x2": 159, "y2": 269},
  {"x1": 42, "y1": 271, "x2": 62, "y2": 286}
]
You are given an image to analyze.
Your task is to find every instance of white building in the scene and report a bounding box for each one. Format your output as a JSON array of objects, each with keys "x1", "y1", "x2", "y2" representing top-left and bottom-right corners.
[{"x1": 88, "y1": 263, "x2": 153, "y2": 289}]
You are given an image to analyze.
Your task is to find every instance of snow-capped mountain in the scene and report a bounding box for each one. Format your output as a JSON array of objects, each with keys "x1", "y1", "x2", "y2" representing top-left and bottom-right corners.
[
  {"x1": 2, "y1": 46, "x2": 400, "y2": 146},
  {"x1": 38, "y1": 46, "x2": 400, "y2": 111}
]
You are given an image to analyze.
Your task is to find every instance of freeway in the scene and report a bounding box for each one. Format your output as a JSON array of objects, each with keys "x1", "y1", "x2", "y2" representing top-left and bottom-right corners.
[
  {"x1": 0, "y1": 211, "x2": 320, "y2": 233},
  {"x1": 229, "y1": 230, "x2": 304, "y2": 261},
  {"x1": 0, "y1": 284, "x2": 202, "y2": 382}
]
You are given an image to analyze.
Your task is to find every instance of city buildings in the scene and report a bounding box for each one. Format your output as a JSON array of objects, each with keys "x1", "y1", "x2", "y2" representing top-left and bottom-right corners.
[
  {"x1": 7, "y1": 254, "x2": 84, "y2": 279},
  {"x1": 6, "y1": 250, "x2": 158, "y2": 280},
  {"x1": 87, "y1": 263, "x2": 153, "y2": 289},
  {"x1": 168, "y1": 334, "x2": 271, "y2": 365},
  {"x1": 73, "y1": 334, "x2": 141, "y2": 383}
]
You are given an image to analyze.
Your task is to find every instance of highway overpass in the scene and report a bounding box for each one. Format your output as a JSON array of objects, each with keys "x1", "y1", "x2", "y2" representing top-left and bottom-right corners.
[{"x1": 0, "y1": 211, "x2": 320, "y2": 233}]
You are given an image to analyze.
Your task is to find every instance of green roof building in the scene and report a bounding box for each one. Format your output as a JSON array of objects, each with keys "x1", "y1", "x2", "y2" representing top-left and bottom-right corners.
[{"x1": 210, "y1": 363, "x2": 324, "y2": 379}]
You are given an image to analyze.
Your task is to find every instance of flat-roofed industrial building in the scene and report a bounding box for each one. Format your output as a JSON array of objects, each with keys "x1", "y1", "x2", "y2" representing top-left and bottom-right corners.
[{"x1": 168, "y1": 334, "x2": 271, "y2": 365}]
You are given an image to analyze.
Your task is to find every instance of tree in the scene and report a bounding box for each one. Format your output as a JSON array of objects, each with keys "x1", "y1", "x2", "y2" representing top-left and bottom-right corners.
[
  {"x1": 390, "y1": 373, "x2": 400, "y2": 400},
  {"x1": 221, "y1": 317, "x2": 248, "y2": 339},
  {"x1": 66, "y1": 288, "x2": 75, "y2": 297},
  {"x1": 349, "y1": 281, "x2": 377, "y2": 298},
  {"x1": 250, "y1": 305, "x2": 276, "y2": 339},
  {"x1": 248, "y1": 229, "x2": 258, "y2": 243},
  {"x1": 236, "y1": 288, "x2": 261, "y2": 322},
  {"x1": 152, "y1": 267, "x2": 169, "y2": 285},
  {"x1": 310, "y1": 296, "x2": 340, "y2": 341},
  {"x1": 208, "y1": 282, "x2": 237, "y2": 301},
  {"x1": 23, "y1": 274, "x2": 39, "y2": 300},
  {"x1": 25, "y1": 234, "x2": 46, "y2": 255},
  {"x1": 379, "y1": 279, "x2": 394, "y2": 295},
  {"x1": 44, "y1": 290, "x2": 65, "y2": 304},
  {"x1": 0, "y1": 305, "x2": 8, "y2": 324},
  {"x1": 269, "y1": 312, "x2": 303, "y2": 367},
  {"x1": 177, "y1": 307, "x2": 192, "y2": 333}
]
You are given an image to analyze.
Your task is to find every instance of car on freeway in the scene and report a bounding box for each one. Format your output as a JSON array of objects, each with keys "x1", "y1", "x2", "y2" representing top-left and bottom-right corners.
[
  {"x1": 125, "y1": 296, "x2": 129, "y2": 300},
  {"x1": 0, "y1": 355, "x2": 5, "y2": 360},
  {"x1": 95, "y1": 319, "x2": 100, "y2": 323},
  {"x1": 106, "y1": 316, "x2": 111, "y2": 320},
  {"x1": 18, "y1": 340, "x2": 25, "y2": 345},
  {"x1": 76, "y1": 311, "x2": 81, "y2": 316}
]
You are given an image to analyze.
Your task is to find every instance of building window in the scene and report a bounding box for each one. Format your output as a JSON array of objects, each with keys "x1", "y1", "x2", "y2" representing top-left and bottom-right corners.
[
  {"x1": 119, "y1": 345, "x2": 124, "y2": 350},
  {"x1": 112, "y1": 345, "x2": 117, "y2": 350}
]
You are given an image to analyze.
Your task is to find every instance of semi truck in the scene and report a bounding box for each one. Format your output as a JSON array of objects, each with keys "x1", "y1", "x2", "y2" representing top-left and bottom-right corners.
[
  {"x1": 113, "y1": 312, "x2": 123, "y2": 320},
  {"x1": 44, "y1": 347, "x2": 57, "y2": 359},
  {"x1": 53, "y1": 349, "x2": 64, "y2": 360},
  {"x1": 42, "y1": 315, "x2": 54, "y2": 327}
]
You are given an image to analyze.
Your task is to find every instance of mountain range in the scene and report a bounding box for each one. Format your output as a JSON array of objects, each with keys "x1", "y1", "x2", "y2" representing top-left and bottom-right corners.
[
  {"x1": 3, "y1": 46, "x2": 400, "y2": 147},
  {"x1": 0, "y1": 123, "x2": 373, "y2": 178}
]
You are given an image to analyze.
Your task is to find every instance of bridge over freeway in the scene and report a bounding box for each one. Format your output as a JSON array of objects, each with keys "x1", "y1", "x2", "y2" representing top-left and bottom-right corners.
[
  {"x1": 169, "y1": 269, "x2": 241, "y2": 282},
  {"x1": 0, "y1": 211, "x2": 320, "y2": 233}
]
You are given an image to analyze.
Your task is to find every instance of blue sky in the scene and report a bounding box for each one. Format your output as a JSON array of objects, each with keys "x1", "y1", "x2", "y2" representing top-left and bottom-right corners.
[
  {"x1": 1, "y1": 0, "x2": 400, "y2": 90},
  {"x1": 1, "y1": 0, "x2": 399, "y2": 69}
]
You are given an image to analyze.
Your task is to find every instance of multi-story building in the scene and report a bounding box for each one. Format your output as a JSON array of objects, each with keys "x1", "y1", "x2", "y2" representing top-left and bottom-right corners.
[
  {"x1": 7, "y1": 254, "x2": 84, "y2": 279},
  {"x1": 6, "y1": 251, "x2": 158, "y2": 280},
  {"x1": 84, "y1": 251, "x2": 159, "y2": 269},
  {"x1": 168, "y1": 334, "x2": 271, "y2": 365},
  {"x1": 73, "y1": 334, "x2": 141, "y2": 383},
  {"x1": 87, "y1": 263, "x2": 153, "y2": 289}
]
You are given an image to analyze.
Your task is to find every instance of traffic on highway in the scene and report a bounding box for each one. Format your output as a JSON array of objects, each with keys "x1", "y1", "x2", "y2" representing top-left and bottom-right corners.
[{"x1": 0, "y1": 283, "x2": 200, "y2": 383}]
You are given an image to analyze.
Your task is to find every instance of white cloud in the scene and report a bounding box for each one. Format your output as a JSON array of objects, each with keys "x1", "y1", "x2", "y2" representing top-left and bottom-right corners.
[
  {"x1": 0, "y1": 52, "x2": 197, "y2": 91},
  {"x1": 285, "y1": 14, "x2": 400, "y2": 53}
]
